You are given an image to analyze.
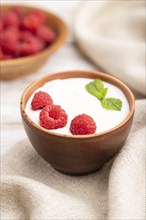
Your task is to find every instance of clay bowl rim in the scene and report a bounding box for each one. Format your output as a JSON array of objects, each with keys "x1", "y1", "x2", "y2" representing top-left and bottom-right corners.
[
  {"x1": 20, "y1": 70, "x2": 135, "y2": 139},
  {"x1": 0, "y1": 4, "x2": 68, "y2": 67}
]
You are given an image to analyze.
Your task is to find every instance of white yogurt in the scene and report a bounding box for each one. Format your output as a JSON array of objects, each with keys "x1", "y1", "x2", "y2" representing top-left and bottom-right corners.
[{"x1": 25, "y1": 78, "x2": 129, "y2": 135}]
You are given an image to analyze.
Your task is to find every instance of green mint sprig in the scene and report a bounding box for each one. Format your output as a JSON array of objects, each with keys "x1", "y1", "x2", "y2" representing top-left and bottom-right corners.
[
  {"x1": 85, "y1": 79, "x2": 122, "y2": 111},
  {"x1": 86, "y1": 79, "x2": 108, "y2": 101}
]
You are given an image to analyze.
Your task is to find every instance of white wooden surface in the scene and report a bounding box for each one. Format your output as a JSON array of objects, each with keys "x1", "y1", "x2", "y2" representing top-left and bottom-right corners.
[{"x1": 1, "y1": 0, "x2": 99, "y2": 153}]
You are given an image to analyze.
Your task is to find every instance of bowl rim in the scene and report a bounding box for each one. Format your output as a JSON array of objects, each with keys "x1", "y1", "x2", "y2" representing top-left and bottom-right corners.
[
  {"x1": 21, "y1": 70, "x2": 135, "y2": 139},
  {"x1": 0, "y1": 4, "x2": 68, "y2": 66}
]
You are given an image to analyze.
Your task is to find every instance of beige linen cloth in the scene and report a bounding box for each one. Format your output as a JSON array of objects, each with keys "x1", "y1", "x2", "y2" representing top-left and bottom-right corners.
[
  {"x1": 74, "y1": 0, "x2": 145, "y2": 96},
  {"x1": 1, "y1": 100, "x2": 145, "y2": 219}
]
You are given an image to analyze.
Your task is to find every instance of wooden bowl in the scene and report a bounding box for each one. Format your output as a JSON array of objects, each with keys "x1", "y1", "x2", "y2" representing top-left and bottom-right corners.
[
  {"x1": 20, "y1": 70, "x2": 135, "y2": 175},
  {"x1": 0, "y1": 5, "x2": 68, "y2": 80}
]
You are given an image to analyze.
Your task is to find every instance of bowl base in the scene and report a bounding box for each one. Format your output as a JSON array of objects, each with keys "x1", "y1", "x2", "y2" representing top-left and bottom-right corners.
[{"x1": 53, "y1": 166, "x2": 103, "y2": 176}]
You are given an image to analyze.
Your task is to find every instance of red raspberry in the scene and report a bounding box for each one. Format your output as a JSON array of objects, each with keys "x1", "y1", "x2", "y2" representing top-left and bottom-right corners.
[
  {"x1": 11, "y1": 6, "x2": 25, "y2": 17},
  {"x1": 3, "y1": 11, "x2": 19, "y2": 26},
  {"x1": 19, "y1": 35, "x2": 45, "y2": 56},
  {"x1": 19, "y1": 31, "x2": 33, "y2": 41},
  {"x1": 2, "y1": 54, "x2": 13, "y2": 60},
  {"x1": 6, "y1": 26, "x2": 20, "y2": 39},
  {"x1": 40, "y1": 105, "x2": 68, "y2": 129},
  {"x1": 36, "y1": 25, "x2": 56, "y2": 44},
  {"x1": 1, "y1": 28, "x2": 19, "y2": 57},
  {"x1": 21, "y1": 13, "x2": 43, "y2": 33},
  {"x1": 70, "y1": 114, "x2": 96, "y2": 135},
  {"x1": 0, "y1": 19, "x2": 4, "y2": 31},
  {"x1": 31, "y1": 91, "x2": 53, "y2": 110},
  {"x1": 31, "y1": 10, "x2": 46, "y2": 24},
  {"x1": 0, "y1": 48, "x2": 3, "y2": 59},
  {"x1": 0, "y1": 48, "x2": 13, "y2": 60}
]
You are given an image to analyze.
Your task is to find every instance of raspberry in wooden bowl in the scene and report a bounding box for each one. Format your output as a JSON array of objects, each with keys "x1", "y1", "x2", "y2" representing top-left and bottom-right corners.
[
  {"x1": 0, "y1": 5, "x2": 68, "y2": 80},
  {"x1": 20, "y1": 70, "x2": 135, "y2": 175}
]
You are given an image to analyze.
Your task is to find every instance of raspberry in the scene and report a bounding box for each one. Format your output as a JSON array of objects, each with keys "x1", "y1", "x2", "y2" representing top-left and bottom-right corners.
[
  {"x1": 70, "y1": 114, "x2": 96, "y2": 135},
  {"x1": 36, "y1": 25, "x2": 56, "y2": 44},
  {"x1": 21, "y1": 13, "x2": 43, "y2": 32},
  {"x1": 0, "y1": 48, "x2": 13, "y2": 60},
  {"x1": 7, "y1": 26, "x2": 20, "y2": 39},
  {"x1": 3, "y1": 11, "x2": 19, "y2": 26},
  {"x1": 0, "y1": 48, "x2": 3, "y2": 59},
  {"x1": 31, "y1": 91, "x2": 53, "y2": 110},
  {"x1": 2, "y1": 54, "x2": 12, "y2": 60},
  {"x1": 1, "y1": 28, "x2": 19, "y2": 57},
  {"x1": 11, "y1": 6, "x2": 25, "y2": 17},
  {"x1": 19, "y1": 35, "x2": 45, "y2": 56},
  {"x1": 19, "y1": 31, "x2": 33, "y2": 44},
  {"x1": 40, "y1": 105, "x2": 68, "y2": 129},
  {"x1": 31, "y1": 10, "x2": 46, "y2": 24},
  {"x1": 0, "y1": 19, "x2": 4, "y2": 31},
  {"x1": 0, "y1": 7, "x2": 56, "y2": 60}
]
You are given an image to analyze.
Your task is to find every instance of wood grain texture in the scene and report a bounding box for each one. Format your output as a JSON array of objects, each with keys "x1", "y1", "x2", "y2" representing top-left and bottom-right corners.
[{"x1": 1, "y1": 1, "x2": 98, "y2": 153}]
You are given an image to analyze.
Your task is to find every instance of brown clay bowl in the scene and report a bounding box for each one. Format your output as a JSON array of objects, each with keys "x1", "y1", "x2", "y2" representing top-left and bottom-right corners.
[
  {"x1": 0, "y1": 5, "x2": 68, "y2": 80},
  {"x1": 20, "y1": 70, "x2": 135, "y2": 175}
]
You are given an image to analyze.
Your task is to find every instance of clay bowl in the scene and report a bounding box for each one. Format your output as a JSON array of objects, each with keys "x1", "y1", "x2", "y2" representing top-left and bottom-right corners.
[
  {"x1": 0, "y1": 5, "x2": 68, "y2": 80},
  {"x1": 20, "y1": 70, "x2": 135, "y2": 175}
]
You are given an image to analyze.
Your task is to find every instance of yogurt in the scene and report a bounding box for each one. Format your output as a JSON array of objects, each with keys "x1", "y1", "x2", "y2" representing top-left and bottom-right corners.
[{"x1": 25, "y1": 78, "x2": 129, "y2": 135}]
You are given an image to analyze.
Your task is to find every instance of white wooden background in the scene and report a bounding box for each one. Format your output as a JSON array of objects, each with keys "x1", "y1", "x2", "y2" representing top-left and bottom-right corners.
[{"x1": 1, "y1": 0, "x2": 99, "y2": 153}]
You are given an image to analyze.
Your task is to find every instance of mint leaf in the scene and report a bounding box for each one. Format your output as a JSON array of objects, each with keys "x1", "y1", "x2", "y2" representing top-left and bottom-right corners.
[
  {"x1": 101, "y1": 98, "x2": 122, "y2": 111},
  {"x1": 85, "y1": 79, "x2": 123, "y2": 111},
  {"x1": 86, "y1": 79, "x2": 108, "y2": 101}
]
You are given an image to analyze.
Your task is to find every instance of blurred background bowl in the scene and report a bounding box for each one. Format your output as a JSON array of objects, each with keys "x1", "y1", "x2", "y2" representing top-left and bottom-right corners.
[{"x1": 0, "y1": 5, "x2": 68, "y2": 80}]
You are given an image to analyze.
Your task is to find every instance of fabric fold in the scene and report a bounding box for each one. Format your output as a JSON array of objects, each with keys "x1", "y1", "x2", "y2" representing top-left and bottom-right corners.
[
  {"x1": 1, "y1": 100, "x2": 145, "y2": 219},
  {"x1": 74, "y1": 1, "x2": 145, "y2": 95}
]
